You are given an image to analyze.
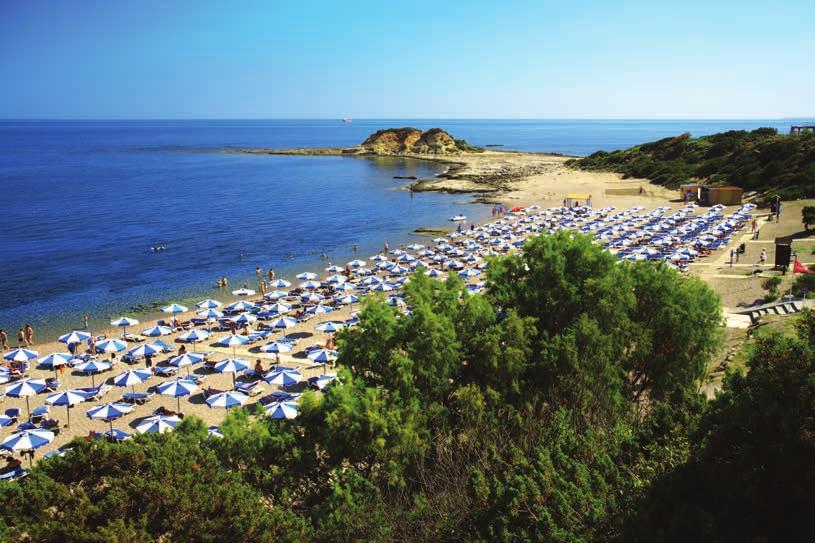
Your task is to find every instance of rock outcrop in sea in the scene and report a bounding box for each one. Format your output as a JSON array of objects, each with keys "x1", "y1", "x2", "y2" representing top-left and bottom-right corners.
[{"x1": 359, "y1": 127, "x2": 477, "y2": 155}]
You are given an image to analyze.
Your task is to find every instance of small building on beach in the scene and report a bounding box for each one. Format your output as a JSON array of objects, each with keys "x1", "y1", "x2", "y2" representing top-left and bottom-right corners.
[
  {"x1": 702, "y1": 186, "x2": 744, "y2": 205},
  {"x1": 565, "y1": 193, "x2": 591, "y2": 208},
  {"x1": 679, "y1": 183, "x2": 703, "y2": 202}
]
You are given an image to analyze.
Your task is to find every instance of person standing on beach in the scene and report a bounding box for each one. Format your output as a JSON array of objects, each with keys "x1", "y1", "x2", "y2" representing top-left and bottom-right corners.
[
  {"x1": 267, "y1": 267, "x2": 275, "y2": 281},
  {"x1": 260, "y1": 280, "x2": 267, "y2": 297},
  {"x1": 24, "y1": 324, "x2": 34, "y2": 346},
  {"x1": 17, "y1": 328, "x2": 26, "y2": 347},
  {"x1": 0, "y1": 329, "x2": 8, "y2": 351},
  {"x1": 760, "y1": 248, "x2": 767, "y2": 267},
  {"x1": 384, "y1": 241, "x2": 389, "y2": 253}
]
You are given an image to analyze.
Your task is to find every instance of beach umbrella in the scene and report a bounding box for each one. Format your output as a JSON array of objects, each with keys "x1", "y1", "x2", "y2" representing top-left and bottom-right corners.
[
  {"x1": 232, "y1": 287, "x2": 256, "y2": 296},
  {"x1": 6, "y1": 378, "x2": 46, "y2": 418},
  {"x1": 265, "y1": 401, "x2": 299, "y2": 420},
  {"x1": 215, "y1": 334, "x2": 249, "y2": 357},
  {"x1": 161, "y1": 303, "x2": 188, "y2": 326},
  {"x1": 38, "y1": 352, "x2": 72, "y2": 374},
  {"x1": 110, "y1": 316, "x2": 139, "y2": 336},
  {"x1": 59, "y1": 330, "x2": 91, "y2": 345},
  {"x1": 103, "y1": 428, "x2": 132, "y2": 442},
  {"x1": 309, "y1": 374, "x2": 338, "y2": 391},
  {"x1": 178, "y1": 329, "x2": 210, "y2": 346},
  {"x1": 142, "y1": 325, "x2": 173, "y2": 337},
  {"x1": 225, "y1": 300, "x2": 256, "y2": 313},
  {"x1": 213, "y1": 358, "x2": 250, "y2": 386},
  {"x1": 126, "y1": 342, "x2": 163, "y2": 359},
  {"x1": 208, "y1": 426, "x2": 224, "y2": 439},
  {"x1": 264, "y1": 302, "x2": 292, "y2": 315},
  {"x1": 333, "y1": 282, "x2": 356, "y2": 293},
  {"x1": 196, "y1": 299, "x2": 222, "y2": 309},
  {"x1": 169, "y1": 352, "x2": 204, "y2": 373},
  {"x1": 229, "y1": 312, "x2": 257, "y2": 325},
  {"x1": 45, "y1": 389, "x2": 87, "y2": 427},
  {"x1": 347, "y1": 259, "x2": 367, "y2": 267},
  {"x1": 156, "y1": 379, "x2": 198, "y2": 413},
  {"x1": 74, "y1": 359, "x2": 111, "y2": 387},
  {"x1": 206, "y1": 390, "x2": 248, "y2": 409},
  {"x1": 269, "y1": 317, "x2": 298, "y2": 330},
  {"x1": 95, "y1": 338, "x2": 128, "y2": 353},
  {"x1": 337, "y1": 294, "x2": 359, "y2": 305},
  {"x1": 135, "y1": 414, "x2": 181, "y2": 434},
  {"x1": 299, "y1": 280, "x2": 322, "y2": 290},
  {"x1": 325, "y1": 274, "x2": 346, "y2": 284},
  {"x1": 112, "y1": 368, "x2": 152, "y2": 395},
  {"x1": 315, "y1": 321, "x2": 345, "y2": 334},
  {"x1": 296, "y1": 272, "x2": 318, "y2": 280},
  {"x1": 264, "y1": 367, "x2": 302, "y2": 387},
  {"x1": 260, "y1": 341, "x2": 293, "y2": 354},
  {"x1": 4, "y1": 348, "x2": 38, "y2": 363},
  {"x1": 264, "y1": 289, "x2": 289, "y2": 300},
  {"x1": 196, "y1": 308, "x2": 224, "y2": 320},
  {"x1": 361, "y1": 276, "x2": 382, "y2": 286},
  {"x1": 325, "y1": 265, "x2": 344, "y2": 273},
  {"x1": 268, "y1": 279, "x2": 291, "y2": 289},
  {"x1": 301, "y1": 292, "x2": 325, "y2": 304},
  {"x1": 371, "y1": 282, "x2": 396, "y2": 292},
  {"x1": 306, "y1": 305, "x2": 332, "y2": 315},
  {"x1": 87, "y1": 402, "x2": 134, "y2": 434},
  {"x1": 1, "y1": 429, "x2": 54, "y2": 463},
  {"x1": 308, "y1": 348, "x2": 338, "y2": 372}
]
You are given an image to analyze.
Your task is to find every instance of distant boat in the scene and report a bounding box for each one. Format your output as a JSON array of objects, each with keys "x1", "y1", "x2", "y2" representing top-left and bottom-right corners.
[
  {"x1": 341, "y1": 118, "x2": 352, "y2": 124},
  {"x1": 449, "y1": 215, "x2": 467, "y2": 222}
]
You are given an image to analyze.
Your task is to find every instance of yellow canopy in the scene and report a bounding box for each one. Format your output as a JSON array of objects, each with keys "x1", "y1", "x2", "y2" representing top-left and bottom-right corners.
[{"x1": 566, "y1": 193, "x2": 590, "y2": 200}]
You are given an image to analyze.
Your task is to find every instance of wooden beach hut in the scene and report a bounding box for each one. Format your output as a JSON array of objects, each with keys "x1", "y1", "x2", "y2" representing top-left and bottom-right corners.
[{"x1": 565, "y1": 193, "x2": 590, "y2": 208}]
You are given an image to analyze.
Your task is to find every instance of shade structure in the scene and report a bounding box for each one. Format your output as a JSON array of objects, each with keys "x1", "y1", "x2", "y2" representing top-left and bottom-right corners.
[
  {"x1": 196, "y1": 299, "x2": 222, "y2": 309},
  {"x1": 325, "y1": 264, "x2": 343, "y2": 273},
  {"x1": 4, "y1": 348, "x2": 38, "y2": 363},
  {"x1": 95, "y1": 338, "x2": 128, "y2": 353},
  {"x1": 371, "y1": 282, "x2": 396, "y2": 292},
  {"x1": 113, "y1": 368, "x2": 152, "y2": 387},
  {"x1": 315, "y1": 321, "x2": 345, "y2": 334},
  {"x1": 309, "y1": 373, "x2": 338, "y2": 391},
  {"x1": 215, "y1": 334, "x2": 249, "y2": 357},
  {"x1": 325, "y1": 274, "x2": 346, "y2": 284},
  {"x1": 231, "y1": 288, "x2": 256, "y2": 296},
  {"x1": 296, "y1": 272, "x2": 318, "y2": 280},
  {"x1": 300, "y1": 292, "x2": 324, "y2": 304},
  {"x1": 156, "y1": 379, "x2": 198, "y2": 412},
  {"x1": 110, "y1": 316, "x2": 139, "y2": 327},
  {"x1": 135, "y1": 414, "x2": 181, "y2": 434},
  {"x1": 229, "y1": 312, "x2": 257, "y2": 325},
  {"x1": 196, "y1": 308, "x2": 224, "y2": 320},
  {"x1": 87, "y1": 402, "x2": 134, "y2": 434},
  {"x1": 265, "y1": 401, "x2": 299, "y2": 420},
  {"x1": 347, "y1": 259, "x2": 366, "y2": 267},
  {"x1": 269, "y1": 317, "x2": 298, "y2": 330},
  {"x1": 264, "y1": 302, "x2": 291, "y2": 315},
  {"x1": 104, "y1": 429, "x2": 132, "y2": 442},
  {"x1": 74, "y1": 359, "x2": 111, "y2": 387},
  {"x1": 213, "y1": 358, "x2": 249, "y2": 386},
  {"x1": 161, "y1": 303, "x2": 188, "y2": 314},
  {"x1": 45, "y1": 389, "x2": 87, "y2": 427},
  {"x1": 307, "y1": 349, "x2": 338, "y2": 371},
  {"x1": 299, "y1": 280, "x2": 322, "y2": 290},
  {"x1": 169, "y1": 353, "x2": 204, "y2": 374},
  {"x1": 264, "y1": 289, "x2": 289, "y2": 300},
  {"x1": 268, "y1": 279, "x2": 291, "y2": 289},
  {"x1": 38, "y1": 352, "x2": 72, "y2": 371},
  {"x1": 206, "y1": 390, "x2": 248, "y2": 409},
  {"x1": 337, "y1": 294, "x2": 359, "y2": 305},
  {"x1": 178, "y1": 329, "x2": 210, "y2": 343},
  {"x1": 142, "y1": 325, "x2": 173, "y2": 337},
  {"x1": 260, "y1": 341, "x2": 293, "y2": 354},
  {"x1": 306, "y1": 304, "x2": 333, "y2": 315},
  {"x1": 207, "y1": 426, "x2": 224, "y2": 439},
  {"x1": 333, "y1": 282, "x2": 356, "y2": 293},
  {"x1": 59, "y1": 330, "x2": 91, "y2": 345},
  {"x1": 126, "y1": 343, "x2": 163, "y2": 359},
  {"x1": 263, "y1": 368, "x2": 302, "y2": 387},
  {"x1": 6, "y1": 378, "x2": 46, "y2": 418},
  {"x1": 225, "y1": 300, "x2": 256, "y2": 312},
  {"x1": 1, "y1": 429, "x2": 55, "y2": 463}
]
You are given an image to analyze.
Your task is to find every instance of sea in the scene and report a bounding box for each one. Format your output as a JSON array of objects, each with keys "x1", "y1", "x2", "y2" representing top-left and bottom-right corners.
[{"x1": 1, "y1": 118, "x2": 811, "y2": 338}]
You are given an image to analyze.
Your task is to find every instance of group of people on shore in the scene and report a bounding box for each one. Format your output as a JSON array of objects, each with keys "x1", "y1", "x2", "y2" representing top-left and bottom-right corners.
[{"x1": 0, "y1": 324, "x2": 34, "y2": 351}]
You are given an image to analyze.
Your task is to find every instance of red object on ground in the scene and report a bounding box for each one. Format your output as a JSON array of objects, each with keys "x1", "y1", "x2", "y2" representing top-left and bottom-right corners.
[
  {"x1": 793, "y1": 258, "x2": 813, "y2": 274},
  {"x1": 510, "y1": 206, "x2": 524, "y2": 213}
]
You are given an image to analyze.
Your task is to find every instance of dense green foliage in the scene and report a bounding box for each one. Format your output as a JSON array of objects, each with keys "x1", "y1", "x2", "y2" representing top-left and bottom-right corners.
[
  {"x1": 569, "y1": 128, "x2": 815, "y2": 199},
  {"x1": 2, "y1": 232, "x2": 810, "y2": 542}
]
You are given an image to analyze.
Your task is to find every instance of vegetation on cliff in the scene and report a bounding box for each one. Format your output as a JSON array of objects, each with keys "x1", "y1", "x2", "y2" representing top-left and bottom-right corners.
[
  {"x1": 569, "y1": 128, "x2": 815, "y2": 199},
  {"x1": 2, "y1": 233, "x2": 813, "y2": 542},
  {"x1": 360, "y1": 127, "x2": 482, "y2": 155}
]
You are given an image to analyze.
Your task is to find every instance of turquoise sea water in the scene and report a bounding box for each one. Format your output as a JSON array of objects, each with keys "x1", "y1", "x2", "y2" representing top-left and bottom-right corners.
[{"x1": 0, "y1": 118, "x2": 810, "y2": 338}]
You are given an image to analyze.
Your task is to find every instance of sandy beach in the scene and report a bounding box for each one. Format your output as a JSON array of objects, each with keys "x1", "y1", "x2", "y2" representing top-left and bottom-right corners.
[{"x1": 4, "y1": 148, "x2": 811, "y2": 462}]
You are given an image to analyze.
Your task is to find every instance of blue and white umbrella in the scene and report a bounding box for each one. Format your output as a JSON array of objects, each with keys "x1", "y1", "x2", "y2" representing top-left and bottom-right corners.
[
  {"x1": 126, "y1": 343, "x2": 163, "y2": 359},
  {"x1": 112, "y1": 368, "x2": 152, "y2": 394},
  {"x1": 45, "y1": 389, "x2": 87, "y2": 427},
  {"x1": 196, "y1": 308, "x2": 224, "y2": 320},
  {"x1": 296, "y1": 272, "x2": 318, "y2": 280},
  {"x1": 265, "y1": 401, "x2": 299, "y2": 420},
  {"x1": 337, "y1": 294, "x2": 359, "y2": 305},
  {"x1": 264, "y1": 289, "x2": 289, "y2": 300},
  {"x1": 142, "y1": 325, "x2": 173, "y2": 337},
  {"x1": 207, "y1": 426, "x2": 224, "y2": 439},
  {"x1": 156, "y1": 379, "x2": 198, "y2": 412},
  {"x1": 87, "y1": 402, "x2": 134, "y2": 435},
  {"x1": 59, "y1": 330, "x2": 91, "y2": 345},
  {"x1": 196, "y1": 299, "x2": 222, "y2": 309},
  {"x1": 136, "y1": 414, "x2": 181, "y2": 434},
  {"x1": 95, "y1": 338, "x2": 128, "y2": 353},
  {"x1": 299, "y1": 280, "x2": 322, "y2": 290},
  {"x1": 261, "y1": 341, "x2": 293, "y2": 354},
  {"x1": 264, "y1": 302, "x2": 292, "y2": 315},
  {"x1": 161, "y1": 303, "x2": 188, "y2": 314},
  {"x1": 306, "y1": 304, "x2": 333, "y2": 315},
  {"x1": 232, "y1": 287, "x2": 255, "y2": 296},
  {"x1": 1, "y1": 429, "x2": 54, "y2": 459},
  {"x1": 38, "y1": 352, "x2": 73, "y2": 371},
  {"x1": 225, "y1": 300, "x2": 256, "y2": 313},
  {"x1": 4, "y1": 348, "x2": 38, "y2": 363},
  {"x1": 169, "y1": 352, "x2": 204, "y2": 370},
  {"x1": 268, "y1": 279, "x2": 291, "y2": 289},
  {"x1": 308, "y1": 348, "x2": 338, "y2": 364},
  {"x1": 264, "y1": 367, "x2": 302, "y2": 387},
  {"x1": 269, "y1": 317, "x2": 298, "y2": 330},
  {"x1": 347, "y1": 259, "x2": 367, "y2": 267},
  {"x1": 315, "y1": 321, "x2": 345, "y2": 334},
  {"x1": 371, "y1": 282, "x2": 396, "y2": 292},
  {"x1": 110, "y1": 316, "x2": 139, "y2": 329},
  {"x1": 301, "y1": 292, "x2": 325, "y2": 304},
  {"x1": 325, "y1": 265, "x2": 344, "y2": 273},
  {"x1": 229, "y1": 312, "x2": 257, "y2": 325},
  {"x1": 216, "y1": 334, "x2": 249, "y2": 357},
  {"x1": 325, "y1": 274, "x2": 346, "y2": 284},
  {"x1": 178, "y1": 329, "x2": 210, "y2": 344},
  {"x1": 103, "y1": 428, "x2": 132, "y2": 442},
  {"x1": 213, "y1": 358, "x2": 249, "y2": 385},
  {"x1": 206, "y1": 390, "x2": 248, "y2": 409},
  {"x1": 74, "y1": 359, "x2": 111, "y2": 387},
  {"x1": 6, "y1": 378, "x2": 46, "y2": 418},
  {"x1": 333, "y1": 282, "x2": 356, "y2": 293}
]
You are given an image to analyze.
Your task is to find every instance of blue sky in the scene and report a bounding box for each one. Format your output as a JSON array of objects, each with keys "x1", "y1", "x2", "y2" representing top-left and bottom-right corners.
[{"x1": 1, "y1": 0, "x2": 813, "y2": 119}]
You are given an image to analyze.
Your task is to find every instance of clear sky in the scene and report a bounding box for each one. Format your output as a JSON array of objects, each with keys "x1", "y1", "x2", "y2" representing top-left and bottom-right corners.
[{"x1": 1, "y1": 0, "x2": 813, "y2": 119}]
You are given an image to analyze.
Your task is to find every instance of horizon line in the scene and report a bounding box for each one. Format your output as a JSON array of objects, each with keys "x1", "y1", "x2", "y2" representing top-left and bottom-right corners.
[{"x1": 1, "y1": 116, "x2": 814, "y2": 122}]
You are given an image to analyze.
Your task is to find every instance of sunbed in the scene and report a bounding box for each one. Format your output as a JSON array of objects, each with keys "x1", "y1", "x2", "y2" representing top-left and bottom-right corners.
[{"x1": 122, "y1": 391, "x2": 154, "y2": 404}]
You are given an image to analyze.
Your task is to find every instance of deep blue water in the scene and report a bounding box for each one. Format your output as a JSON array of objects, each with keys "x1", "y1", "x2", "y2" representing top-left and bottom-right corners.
[{"x1": 0, "y1": 119, "x2": 811, "y2": 337}]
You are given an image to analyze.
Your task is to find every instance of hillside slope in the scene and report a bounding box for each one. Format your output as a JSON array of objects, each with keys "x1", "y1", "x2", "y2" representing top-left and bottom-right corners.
[{"x1": 569, "y1": 128, "x2": 815, "y2": 199}]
